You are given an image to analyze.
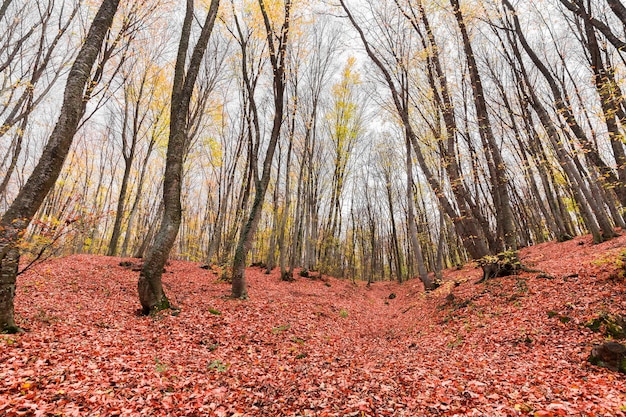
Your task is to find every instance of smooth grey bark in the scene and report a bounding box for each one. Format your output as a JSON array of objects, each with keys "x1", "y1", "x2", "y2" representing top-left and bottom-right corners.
[
  {"x1": 0, "y1": 0, "x2": 120, "y2": 333},
  {"x1": 138, "y1": 0, "x2": 220, "y2": 314}
]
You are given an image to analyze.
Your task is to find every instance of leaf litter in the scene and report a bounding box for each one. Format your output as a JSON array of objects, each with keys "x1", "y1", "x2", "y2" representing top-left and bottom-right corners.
[{"x1": 1, "y1": 233, "x2": 626, "y2": 416}]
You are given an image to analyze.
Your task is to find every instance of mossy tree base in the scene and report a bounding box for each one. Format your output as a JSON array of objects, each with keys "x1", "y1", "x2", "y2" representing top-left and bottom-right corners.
[
  {"x1": 138, "y1": 271, "x2": 170, "y2": 316},
  {"x1": 585, "y1": 313, "x2": 626, "y2": 339},
  {"x1": 143, "y1": 297, "x2": 171, "y2": 316},
  {"x1": 589, "y1": 342, "x2": 626, "y2": 373},
  {"x1": 1, "y1": 325, "x2": 23, "y2": 334},
  {"x1": 281, "y1": 271, "x2": 294, "y2": 282},
  {"x1": 557, "y1": 234, "x2": 573, "y2": 242},
  {"x1": 477, "y1": 251, "x2": 521, "y2": 282}
]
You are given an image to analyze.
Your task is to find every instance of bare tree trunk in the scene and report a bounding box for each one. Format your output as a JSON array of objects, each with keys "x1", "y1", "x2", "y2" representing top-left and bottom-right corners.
[
  {"x1": 450, "y1": 0, "x2": 516, "y2": 251},
  {"x1": 121, "y1": 130, "x2": 158, "y2": 256},
  {"x1": 406, "y1": 137, "x2": 434, "y2": 289},
  {"x1": 138, "y1": 0, "x2": 220, "y2": 314},
  {"x1": 504, "y1": 0, "x2": 617, "y2": 242},
  {"x1": 382, "y1": 165, "x2": 403, "y2": 283},
  {"x1": 0, "y1": 110, "x2": 28, "y2": 200},
  {"x1": 265, "y1": 147, "x2": 282, "y2": 273},
  {"x1": 0, "y1": 0, "x2": 120, "y2": 333},
  {"x1": 231, "y1": 0, "x2": 292, "y2": 299},
  {"x1": 579, "y1": 3, "x2": 626, "y2": 208},
  {"x1": 108, "y1": 98, "x2": 134, "y2": 256},
  {"x1": 0, "y1": 0, "x2": 14, "y2": 21},
  {"x1": 279, "y1": 98, "x2": 296, "y2": 281},
  {"x1": 134, "y1": 200, "x2": 162, "y2": 259},
  {"x1": 341, "y1": 0, "x2": 491, "y2": 264}
]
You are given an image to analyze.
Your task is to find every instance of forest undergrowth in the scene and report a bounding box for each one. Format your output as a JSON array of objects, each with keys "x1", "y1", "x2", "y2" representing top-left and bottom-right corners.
[{"x1": 1, "y1": 233, "x2": 626, "y2": 416}]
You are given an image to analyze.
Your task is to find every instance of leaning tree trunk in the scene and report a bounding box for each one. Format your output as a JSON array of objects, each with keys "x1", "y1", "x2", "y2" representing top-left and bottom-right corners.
[
  {"x1": 504, "y1": 0, "x2": 617, "y2": 242},
  {"x1": 0, "y1": 0, "x2": 120, "y2": 333},
  {"x1": 138, "y1": 0, "x2": 220, "y2": 314},
  {"x1": 340, "y1": 0, "x2": 491, "y2": 264}
]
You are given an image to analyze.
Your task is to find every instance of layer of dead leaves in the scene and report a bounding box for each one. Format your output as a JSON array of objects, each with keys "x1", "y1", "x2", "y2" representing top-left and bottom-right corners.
[{"x1": 1, "y1": 233, "x2": 626, "y2": 416}]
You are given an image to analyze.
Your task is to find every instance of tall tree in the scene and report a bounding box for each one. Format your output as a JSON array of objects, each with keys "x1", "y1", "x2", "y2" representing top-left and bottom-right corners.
[
  {"x1": 320, "y1": 56, "x2": 365, "y2": 275},
  {"x1": 231, "y1": 0, "x2": 292, "y2": 299},
  {"x1": 502, "y1": 0, "x2": 618, "y2": 243},
  {"x1": 138, "y1": 0, "x2": 220, "y2": 314},
  {"x1": 0, "y1": 0, "x2": 121, "y2": 333},
  {"x1": 339, "y1": 0, "x2": 490, "y2": 286},
  {"x1": 449, "y1": 0, "x2": 516, "y2": 252},
  {"x1": 0, "y1": 1, "x2": 80, "y2": 203}
]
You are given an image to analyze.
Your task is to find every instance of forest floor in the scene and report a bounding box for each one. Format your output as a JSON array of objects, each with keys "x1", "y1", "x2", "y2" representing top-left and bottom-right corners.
[{"x1": 1, "y1": 233, "x2": 626, "y2": 416}]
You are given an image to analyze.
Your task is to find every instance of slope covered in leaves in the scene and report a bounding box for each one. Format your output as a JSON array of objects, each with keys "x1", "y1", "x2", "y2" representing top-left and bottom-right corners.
[{"x1": 1, "y1": 233, "x2": 626, "y2": 416}]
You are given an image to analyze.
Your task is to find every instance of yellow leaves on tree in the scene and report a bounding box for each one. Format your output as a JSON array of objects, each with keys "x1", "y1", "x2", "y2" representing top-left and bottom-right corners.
[{"x1": 329, "y1": 56, "x2": 363, "y2": 157}]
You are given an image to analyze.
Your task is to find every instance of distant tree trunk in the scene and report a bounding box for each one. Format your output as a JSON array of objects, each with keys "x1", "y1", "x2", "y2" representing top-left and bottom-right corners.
[
  {"x1": 121, "y1": 126, "x2": 158, "y2": 257},
  {"x1": 279, "y1": 98, "x2": 296, "y2": 281},
  {"x1": 138, "y1": 0, "x2": 220, "y2": 314},
  {"x1": 350, "y1": 0, "x2": 491, "y2": 262},
  {"x1": 382, "y1": 163, "x2": 403, "y2": 283},
  {"x1": 206, "y1": 130, "x2": 245, "y2": 264},
  {"x1": 0, "y1": 0, "x2": 120, "y2": 333},
  {"x1": 579, "y1": 3, "x2": 626, "y2": 208},
  {"x1": 108, "y1": 96, "x2": 134, "y2": 256},
  {"x1": 134, "y1": 200, "x2": 162, "y2": 259},
  {"x1": 290, "y1": 146, "x2": 306, "y2": 271},
  {"x1": 365, "y1": 189, "x2": 378, "y2": 284},
  {"x1": 0, "y1": 110, "x2": 28, "y2": 200},
  {"x1": 406, "y1": 136, "x2": 434, "y2": 289},
  {"x1": 0, "y1": 0, "x2": 79, "y2": 171},
  {"x1": 265, "y1": 147, "x2": 282, "y2": 273}
]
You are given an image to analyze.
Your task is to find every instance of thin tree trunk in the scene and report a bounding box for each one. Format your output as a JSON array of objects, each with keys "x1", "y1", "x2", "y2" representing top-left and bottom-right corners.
[
  {"x1": 406, "y1": 137, "x2": 434, "y2": 289},
  {"x1": 265, "y1": 146, "x2": 282, "y2": 273},
  {"x1": 0, "y1": 109, "x2": 28, "y2": 200},
  {"x1": 108, "y1": 99, "x2": 134, "y2": 256},
  {"x1": 120, "y1": 132, "x2": 157, "y2": 257},
  {"x1": 231, "y1": 0, "x2": 292, "y2": 299},
  {"x1": 279, "y1": 98, "x2": 296, "y2": 281},
  {"x1": 505, "y1": 0, "x2": 624, "y2": 212}
]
